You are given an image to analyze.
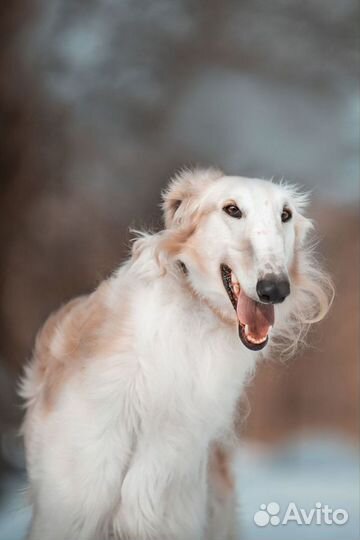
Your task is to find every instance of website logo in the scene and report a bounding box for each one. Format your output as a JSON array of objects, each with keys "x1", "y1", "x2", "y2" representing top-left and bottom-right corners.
[{"x1": 253, "y1": 501, "x2": 349, "y2": 527}]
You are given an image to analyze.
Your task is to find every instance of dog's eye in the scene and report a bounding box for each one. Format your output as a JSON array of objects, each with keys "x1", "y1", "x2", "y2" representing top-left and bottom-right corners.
[
  {"x1": 223, "y1": 204, "x2": 242, "y2": 219},
  {"x1": 281, "y1": 207, "x2": 292, "y2": 223}
]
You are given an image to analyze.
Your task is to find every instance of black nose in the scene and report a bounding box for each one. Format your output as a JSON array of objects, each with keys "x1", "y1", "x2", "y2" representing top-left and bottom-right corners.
[{"x1": 256, "y1": 275, "x2": 290, "y2": 304}]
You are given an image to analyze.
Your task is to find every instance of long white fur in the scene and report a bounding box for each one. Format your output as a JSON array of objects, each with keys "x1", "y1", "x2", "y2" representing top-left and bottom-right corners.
[{"x1": 20, "y1": 169, "x2": 333, "y2": 540}]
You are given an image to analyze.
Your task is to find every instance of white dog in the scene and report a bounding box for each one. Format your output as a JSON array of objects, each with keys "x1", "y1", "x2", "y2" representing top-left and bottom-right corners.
[{"x1": 20, "y1": 169, "x2": 332, "y2": 540}]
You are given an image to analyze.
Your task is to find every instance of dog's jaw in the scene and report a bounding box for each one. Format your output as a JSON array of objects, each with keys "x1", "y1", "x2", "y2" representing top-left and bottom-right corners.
[{"x1": 220, "y1": 264, "x2": 272, "y2": 351}]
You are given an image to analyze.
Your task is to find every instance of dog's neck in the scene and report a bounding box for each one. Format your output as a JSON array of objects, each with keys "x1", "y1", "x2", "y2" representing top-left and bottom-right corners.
[
  {"x1": 171, "y1": 261, "x2": 236, "y2": 328},
  {"x1": 128, "y1": 232, "x2": 236, "y2": 328}
]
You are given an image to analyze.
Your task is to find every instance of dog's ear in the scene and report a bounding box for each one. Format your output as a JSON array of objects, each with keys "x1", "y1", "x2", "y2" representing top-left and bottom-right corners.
[{"x1": 162, "y1": 167, "x2": 223, "y2": 229}]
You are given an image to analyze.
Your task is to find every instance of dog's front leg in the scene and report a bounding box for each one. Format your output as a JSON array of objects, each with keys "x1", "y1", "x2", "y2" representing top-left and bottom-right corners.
[
  {"x1": 112, "y1": 436, "x2": 208, "y2": 540},
  {"x1": 206, "y1": 445, "x2": 238, "y2": 540}
]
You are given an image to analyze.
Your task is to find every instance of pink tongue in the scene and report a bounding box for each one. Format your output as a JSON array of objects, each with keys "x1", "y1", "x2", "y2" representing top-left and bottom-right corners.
[{"x1": 236, "y1": 289, "x2": 274, "y2": 339}]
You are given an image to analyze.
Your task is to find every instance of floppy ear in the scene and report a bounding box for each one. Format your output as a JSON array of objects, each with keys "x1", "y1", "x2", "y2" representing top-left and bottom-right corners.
[
  {"x1": 162, "y1": 167, "x2": 223, "y2": 229},
  {"x1": 295, "y1": 215, "x2": 314, "y2": 246},
  {"x1": 280, "y1": 181, "x2": 314, "y2": 245}
]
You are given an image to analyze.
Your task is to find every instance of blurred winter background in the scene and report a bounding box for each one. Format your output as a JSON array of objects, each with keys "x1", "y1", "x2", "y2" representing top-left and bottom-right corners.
[{"x1": 0, "y1": 1, "x2": 359, "y2": 539}]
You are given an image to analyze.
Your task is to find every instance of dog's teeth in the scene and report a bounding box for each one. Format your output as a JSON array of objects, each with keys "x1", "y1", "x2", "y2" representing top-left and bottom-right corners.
[
  {"x1": 233, "y1": 283, "x2": 240, "y2": 295},
  {"x1": 244, "y1": 326, "x2": 268, "y2": 344}
]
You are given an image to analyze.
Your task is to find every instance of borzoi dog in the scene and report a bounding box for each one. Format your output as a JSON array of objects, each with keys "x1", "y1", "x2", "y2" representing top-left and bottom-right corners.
[{"x1": 20, "y1": 169, "x2": 332, "y2": 540}]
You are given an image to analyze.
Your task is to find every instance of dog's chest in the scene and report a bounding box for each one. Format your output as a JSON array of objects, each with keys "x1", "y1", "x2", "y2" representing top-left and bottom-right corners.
[
  {"x1": 135, "y1": 298, "x2": 255, "y2": 439},
  {"x1": 124, "y1": 279, "x2": 258, "y2": 445}
]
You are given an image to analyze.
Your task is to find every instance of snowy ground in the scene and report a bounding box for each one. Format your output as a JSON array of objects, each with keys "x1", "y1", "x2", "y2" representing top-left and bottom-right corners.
[
  {"x1": 236, "y1": 435, "x2": 359, "y2": 540},
  {"x1": 1, "y1": 435, "x2": 358, "y2": 540}
]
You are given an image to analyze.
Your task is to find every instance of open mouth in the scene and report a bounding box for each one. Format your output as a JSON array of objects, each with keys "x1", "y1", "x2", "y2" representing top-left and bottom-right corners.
[{"x1": 220, "y1": 264, "x2": 274, "y2": 351}]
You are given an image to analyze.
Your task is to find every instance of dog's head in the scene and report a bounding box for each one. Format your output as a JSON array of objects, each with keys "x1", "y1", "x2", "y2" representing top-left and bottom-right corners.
[{"x1": 160, "y1": 168, "x2": 333, "y2": 353}]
